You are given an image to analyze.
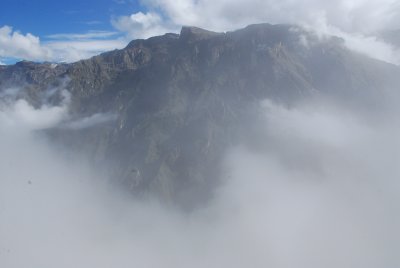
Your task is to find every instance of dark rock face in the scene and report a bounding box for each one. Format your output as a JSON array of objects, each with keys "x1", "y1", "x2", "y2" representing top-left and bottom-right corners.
[{"x1": 1, "y1": 23, "x2": 399, "y2": 208}]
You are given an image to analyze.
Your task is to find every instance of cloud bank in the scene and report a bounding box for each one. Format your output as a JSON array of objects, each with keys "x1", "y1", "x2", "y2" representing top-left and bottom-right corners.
[
  {"x1": 0, "y1": 85, "x2": 399, "y2": 267},
  {"x1": 112, "y1": 0, "x2": 400, "y2": 64},
  {"x1": 0, "y1": 87, "x2": 70, "y2": 130},
  {"x1": 138, "y1": 0, "x2": 400, "y2": 33}
]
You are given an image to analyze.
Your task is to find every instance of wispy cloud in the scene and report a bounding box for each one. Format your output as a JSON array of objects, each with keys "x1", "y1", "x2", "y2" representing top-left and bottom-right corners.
[
  {"x1": 46, "y1": 31, "x2": 119, "y2": 40},
  {"x1": 0, "y1": 26, "x2": 128, "y2": 63},
  {"x1": 309, "y1": 21, "x2": 400, "y2": 64},
  {"x1": 112, "y1": 0, "x2": 135, "y2": 4},
  {"x1": 62, "y1": 113, "x2": 118, "y2": 130},
  {"x1": 84, "y1": 20, "x2": 103, "y2": 26},
  {"x1": 44, "y1": 30, "x2": 126, "y2": 62},
  {"x1": 45, "y1": 38, "x2": 126, "y2": 62}
]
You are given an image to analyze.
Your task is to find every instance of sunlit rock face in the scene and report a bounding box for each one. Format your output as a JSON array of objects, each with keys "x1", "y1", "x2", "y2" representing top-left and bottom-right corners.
[{"x1": 1, "y1": 23, "x2": 399, "y2": 208}]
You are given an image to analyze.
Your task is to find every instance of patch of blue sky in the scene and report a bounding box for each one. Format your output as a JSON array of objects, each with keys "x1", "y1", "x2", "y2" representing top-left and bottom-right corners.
[{"x1": 0, "y1": 0, "x2": 142, "y2": 37}]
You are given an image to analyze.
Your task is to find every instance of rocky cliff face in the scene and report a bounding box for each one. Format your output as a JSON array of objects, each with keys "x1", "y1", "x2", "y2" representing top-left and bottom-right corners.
[{"x1": 1, "y1": 23, "x2": 399, "y2": 208}]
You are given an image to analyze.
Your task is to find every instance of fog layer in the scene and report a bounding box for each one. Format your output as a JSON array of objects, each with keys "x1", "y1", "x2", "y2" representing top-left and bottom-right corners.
[{"x1": 0, "y1": 89, "x2": 399, "y2": 267}]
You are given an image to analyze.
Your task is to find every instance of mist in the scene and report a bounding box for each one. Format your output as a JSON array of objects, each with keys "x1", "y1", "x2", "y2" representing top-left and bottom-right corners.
[
  {"x1": 113, "y1": 0, "x2": 400, "y2": 64},
  {"x1": 0, "y1": 81, "x2": 399, "y2": 268}
]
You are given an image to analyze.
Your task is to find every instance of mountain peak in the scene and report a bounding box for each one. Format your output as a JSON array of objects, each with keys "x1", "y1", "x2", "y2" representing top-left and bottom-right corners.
[{"x1": 179, "y1": 26, "x2": 223, "y2": 42}]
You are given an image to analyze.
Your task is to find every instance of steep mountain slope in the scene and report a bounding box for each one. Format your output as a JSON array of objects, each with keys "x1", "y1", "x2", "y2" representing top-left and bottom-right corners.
[{"x1": 1, "y1": 23, "x2": 399, "y2": 208}]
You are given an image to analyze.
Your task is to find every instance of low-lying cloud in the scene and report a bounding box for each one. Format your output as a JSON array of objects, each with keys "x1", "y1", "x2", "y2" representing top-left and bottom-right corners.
[
  {"x1": 62, "y1": 112, "x2": 118, "y2": 130},
  {"x1": 0, "y1": 87, "x2": 70, "y2": 130},
  {"x1": 139, "y1": 0, "x2": 400, "y2": 34},
  {"x1": 0, "y1": 85, "x2": 399, "y2": 267},
  {"x1": 218, "y1": 99, "x2": 400, "y2": 266}
]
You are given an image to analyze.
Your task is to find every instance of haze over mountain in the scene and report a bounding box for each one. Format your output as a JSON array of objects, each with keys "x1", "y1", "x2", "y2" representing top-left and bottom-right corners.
[
  {"x1": 0, "y1": 23, "x2": 398, "y2": 205},
  {"x1": 1, "y1": 23, "x2": 399, "y2": 267}
]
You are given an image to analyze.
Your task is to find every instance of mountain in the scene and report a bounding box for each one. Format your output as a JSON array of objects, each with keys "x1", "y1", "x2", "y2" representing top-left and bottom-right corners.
[{"x1": 1, "y1": 23, "x2": 399, "y2": 208}]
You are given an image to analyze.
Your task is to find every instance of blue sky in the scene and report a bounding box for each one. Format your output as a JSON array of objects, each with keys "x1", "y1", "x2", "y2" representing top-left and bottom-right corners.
[
  {"x1": 0, "y1": 0, "x2": 141, "y2": 37},
  {"x1": 0, "y1": 0, "x2": 149, "y2": 64},
  {"x1": 0, "y1": 0, "x2": 398, "y2": 65}
]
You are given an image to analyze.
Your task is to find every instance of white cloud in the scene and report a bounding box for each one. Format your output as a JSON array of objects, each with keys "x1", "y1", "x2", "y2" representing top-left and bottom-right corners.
[
  {"x1": 2, "y1": 1, "x2": 400, "y2": 63},
  {"x1": 1, "y1": 93, "x2": 399, "y2": 267},
  {"x1": 142, "y1": 0, "x2": 400, "y2": 33},
  {"x1": 0, "y1": 26, "x2": 52, "y2": 61},
  {"x1": 10, "y1": 99, "x2": 68, "y2": 129},
  {"x1": 0, "y1": 25, "x2": 129, "y2": 63},
  {"x1": 46, "y1": 31, "x2": 119, "y2": 40},
  {"x1": 0, "y1": 89, "x2": 70, "y2": 130},
  {"x1": 112, "y1": 11, "x2": 177, "y2": 39},
  {"x1": 312, "y1": 22, "x2": 400, "y2": 64},
  {"x1": 45, "y1": 38, "x2": 127, "y2": 63},
  {"x1": 62, "y1": 113, "x2": 118, "y2": 130},
  {"x1": 110, "y1": 0, "x2": 400, "y2": 64}
]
